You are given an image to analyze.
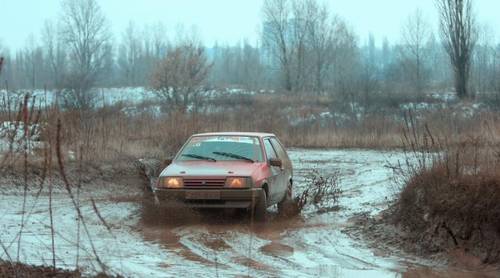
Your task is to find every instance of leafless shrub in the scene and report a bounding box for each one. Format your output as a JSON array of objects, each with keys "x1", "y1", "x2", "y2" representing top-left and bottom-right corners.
[
  {"x1": 300, "y1": 169, "x2": 341, "y2": 208},
  {"x1": 282, "y1": 169, "x2": 341, "y2": 217},
  {"x1": 151, "y1": 43, "x2": 212, "y2": 113}
]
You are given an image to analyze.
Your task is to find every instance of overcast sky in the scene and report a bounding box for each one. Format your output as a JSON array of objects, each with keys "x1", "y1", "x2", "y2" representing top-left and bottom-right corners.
[{"x1": 0, "y1": 0, "x2": 499, "y2": 49}]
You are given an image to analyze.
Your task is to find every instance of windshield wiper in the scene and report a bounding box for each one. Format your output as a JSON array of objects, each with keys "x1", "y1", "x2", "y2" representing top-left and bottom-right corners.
[
  {"x1": 182, "y1": 153, "x2": 216, "y2": 162},
  {"x1": 213, "y1": 151, "x2": 254, "y2": 162}
]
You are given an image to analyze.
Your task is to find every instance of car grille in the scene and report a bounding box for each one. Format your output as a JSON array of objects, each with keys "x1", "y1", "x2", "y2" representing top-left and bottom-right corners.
[{"x1": 183, "y1": 178, "x2": 226, "y2": 187}]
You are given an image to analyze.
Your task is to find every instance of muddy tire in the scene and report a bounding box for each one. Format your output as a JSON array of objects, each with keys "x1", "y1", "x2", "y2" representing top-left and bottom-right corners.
[
  {"x1": 278, "y1": 182, "x2": 293, "y2": 216},
  {"x1": 253, "y1": 189, "x2": 267, "y2": 222}
]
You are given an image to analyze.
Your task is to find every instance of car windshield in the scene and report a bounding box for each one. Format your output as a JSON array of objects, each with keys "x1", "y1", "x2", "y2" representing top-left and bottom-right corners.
[{"x1": 177, "y1": 135, "x2": 263, "y2": 162}]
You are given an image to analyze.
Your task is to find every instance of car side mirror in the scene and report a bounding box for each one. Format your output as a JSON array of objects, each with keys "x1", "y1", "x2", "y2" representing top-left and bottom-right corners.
[{"x1": 269, "y1": 158, "x2": 282, "y2": 167}]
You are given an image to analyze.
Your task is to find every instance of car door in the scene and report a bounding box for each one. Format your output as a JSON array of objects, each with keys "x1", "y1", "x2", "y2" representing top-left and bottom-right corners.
[
  {"x1": 263, "y1": 138, "x2": 282, "y2": 204},
  {"x1": 269, "y1": 137, "x2": 291, "y2": 200}
]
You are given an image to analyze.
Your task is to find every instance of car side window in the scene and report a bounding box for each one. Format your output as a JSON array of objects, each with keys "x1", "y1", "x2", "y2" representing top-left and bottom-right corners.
[
  {"x1": 263, "y1": 139, "x2": 278, "y2": 160},
  {"x1": 270, "y1": 137, "x2": 288, "y2": 160}
]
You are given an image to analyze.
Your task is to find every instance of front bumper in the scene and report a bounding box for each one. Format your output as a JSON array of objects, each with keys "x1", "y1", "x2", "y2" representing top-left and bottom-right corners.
[{"x1": 153, "y1": 188, "x2": 263, "y2": 208}]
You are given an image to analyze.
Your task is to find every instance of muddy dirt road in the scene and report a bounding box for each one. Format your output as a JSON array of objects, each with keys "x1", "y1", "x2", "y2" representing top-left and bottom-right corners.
[{"x1": 0, "y1": 149, "x2": 497, "y2": 277}]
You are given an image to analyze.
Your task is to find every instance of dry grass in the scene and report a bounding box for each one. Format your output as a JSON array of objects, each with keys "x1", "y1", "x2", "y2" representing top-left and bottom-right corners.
[
  {"x1": 3, "y1": 92, "x2": 500, "y2": 164},
  {"x1": 0, "y1": 94, "x2": 127, "y2": 275},
  {"x1": 393, "y1": 113, "x2": 500, "y2": 263},
  {"x1": 6, "y1": 99, "x2": 496, "y2": 165},
  {"x1": 280, "y1": 169, "x2": 341, "y2": 217},
  {"x1": 398, "y1": 164, "x2": 500, "y2": 228},
  {"x1": 0, "y1": 261, "x2": 82, "y2": 278}
]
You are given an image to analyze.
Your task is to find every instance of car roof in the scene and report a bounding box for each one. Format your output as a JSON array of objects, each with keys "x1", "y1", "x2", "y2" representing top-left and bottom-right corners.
[{"x1": 192, "y1": 132, "x2": 276, "y2": 138}]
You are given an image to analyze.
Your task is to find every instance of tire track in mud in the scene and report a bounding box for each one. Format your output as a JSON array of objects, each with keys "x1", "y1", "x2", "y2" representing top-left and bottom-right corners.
[
  {"x1": 0, "y1": 149, "x2": 429, "y2": 277},
  {"x1": 136, "y1": 149, "x2": 411, "y2": 277},
  {"x1": 142, "y1": 222, "x2": 281, "y2": 275}
]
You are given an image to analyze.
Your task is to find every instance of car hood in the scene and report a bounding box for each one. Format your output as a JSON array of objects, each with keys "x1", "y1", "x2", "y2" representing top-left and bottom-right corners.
[{"x1": 160, "y1": 161, "x2": 265, "y2": 177}]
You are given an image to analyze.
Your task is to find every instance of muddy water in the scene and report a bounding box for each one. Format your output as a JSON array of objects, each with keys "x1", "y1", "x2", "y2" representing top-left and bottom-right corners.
[
  {"x1": 1, "y1": 149, "x2": 498, "y2": 277},
  {"x1": 137, "y1": 149, "x2": 414, "y2": 277},
  {"x1": 137, "y1": 149, "x2": 500, "y2": 277}
]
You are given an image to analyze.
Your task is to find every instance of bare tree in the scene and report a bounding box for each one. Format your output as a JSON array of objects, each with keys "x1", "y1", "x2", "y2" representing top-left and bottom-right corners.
[
  {"x1": 241, "y1": 41, "x2": 266, "y2": 89},
  {"x1": 306, "y1": 1, "x2": 338, "y2": 94},
  {"x1": 42, "y1": 20, "x2": 67, "y2": 91},
  {"x1": 118, "y1": 21, "x2": 143, "y2": 86},
  {"x1": 359, "y1": 34, "x2": 379, "y2": 99},
  {"x1": 290, "y1": 0, "x2": 310, "y2": 91},
  {"x1": 495, "y1": 45, "x2": 500, "y2": 95},
  {"x1": 152, "y1": 23, "x2": 169, "y2": 59},
  {"x1": 0, "y1": 41, "x2": 6, "y2": 78},
  {"x1": 426, "y1": 33, "x2": 453, "y2": 88},
  {"x1": 151, "y1": 43, "x2": 211, "y2": 113},
  {"x1": 59, "y1": 0, "x2": 111, "y2": 109},
  {"x1": 0, "y1": 57, "x2": 3, "y2": 76},
  {"x1": 400, "y1": 9, "x2": 431, "y2": 94},
  {"x1": 18, "y1": 35, "x2": 45, "y2": 90},
  {"x1": 211, "y1": 42, "x2": 264, "y2": 89},
  {"x1": 262, "y1": 0, "x2": 293, "y2": 91},
  {"x1": 330, "y1": 25, "x2": 361, "y2": 110},
  {"x1": 436, "y1": 0, "x2": 477, "y2": 99},
  {"x1": 471, "y1": 24, "x2": 496, "y2": 94},
  {"x1": 141, "y1": 22, "x2": 169, "y2": 84}
]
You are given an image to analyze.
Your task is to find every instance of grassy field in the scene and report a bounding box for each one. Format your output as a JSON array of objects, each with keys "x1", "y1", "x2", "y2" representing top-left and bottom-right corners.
[{"x1": 2, "y1": 91, "x2": 499, "y2": 164}]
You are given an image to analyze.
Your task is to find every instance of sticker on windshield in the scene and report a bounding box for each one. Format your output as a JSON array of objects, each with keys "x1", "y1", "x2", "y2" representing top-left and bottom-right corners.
[
  {"x1": 193, "y1": 136, "x2": 257, "y2": 144},
  {"x1": 190, "y1": 137, "x2": 203, "y2": 143}
]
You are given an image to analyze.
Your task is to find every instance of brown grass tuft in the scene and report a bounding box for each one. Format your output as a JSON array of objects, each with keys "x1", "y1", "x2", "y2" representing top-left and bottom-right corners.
[{"x1": 393, "y1": 114, "x2": 500, "y2": 263}]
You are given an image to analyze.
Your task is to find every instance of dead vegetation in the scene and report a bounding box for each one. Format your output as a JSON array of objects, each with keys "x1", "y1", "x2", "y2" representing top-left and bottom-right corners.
[
  {"x1": 0, "y1": 260, "x2": 82, "y2": 278},
  {"x1": 0, "y1": 94, "x2": 140, "y2": 276},
  {"x1": 279, "y1": 169, "x2": 341, "y2": 217},
  {"x1": 3, "y1": 91, "x2": 500, "y2": 166},
  {"x1": 392, "y1": 112, "x2": 500, "y2": 263}
]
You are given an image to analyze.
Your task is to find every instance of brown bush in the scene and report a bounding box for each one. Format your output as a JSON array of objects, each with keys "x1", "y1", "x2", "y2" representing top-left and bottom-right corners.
[
  {"x1": 398, "y1": 164, "x2": 500, "y2": 224},
  {"x1": 393, "y1": 114, "x2": 500, "y2": 263}
]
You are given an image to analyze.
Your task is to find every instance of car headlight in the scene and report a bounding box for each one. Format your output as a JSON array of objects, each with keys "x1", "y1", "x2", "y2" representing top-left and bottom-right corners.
[
  {"x1": 225, "y1": 177, "x2": 251, "y2": 188},
  {"x1": 159, "y1": 177, "x2": 184, "y2": 188}
]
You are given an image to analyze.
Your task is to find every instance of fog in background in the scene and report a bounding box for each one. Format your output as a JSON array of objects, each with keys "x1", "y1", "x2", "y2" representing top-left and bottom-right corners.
[
  {"x1": 1, "y1": 0, "x2": 499, "y2": 48},
  {"x1": 0, "y1": 0, "x2": 499, "y2": 107}
]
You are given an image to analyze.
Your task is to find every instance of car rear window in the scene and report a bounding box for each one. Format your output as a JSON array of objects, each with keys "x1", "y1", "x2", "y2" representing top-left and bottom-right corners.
[{"x1": 177, "y1": 136, "x2": 264, "y2": 162}]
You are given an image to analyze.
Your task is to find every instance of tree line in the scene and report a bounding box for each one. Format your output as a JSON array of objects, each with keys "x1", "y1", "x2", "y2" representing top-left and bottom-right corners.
[{"x1": 0, "y1": 0, "x2": 499, "y2": 110}]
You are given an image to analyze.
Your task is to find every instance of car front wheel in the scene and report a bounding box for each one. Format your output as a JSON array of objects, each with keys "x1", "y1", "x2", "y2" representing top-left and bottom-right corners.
[{"x1": 253, "y1": 189, "x2": 267, "y2": 222}]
